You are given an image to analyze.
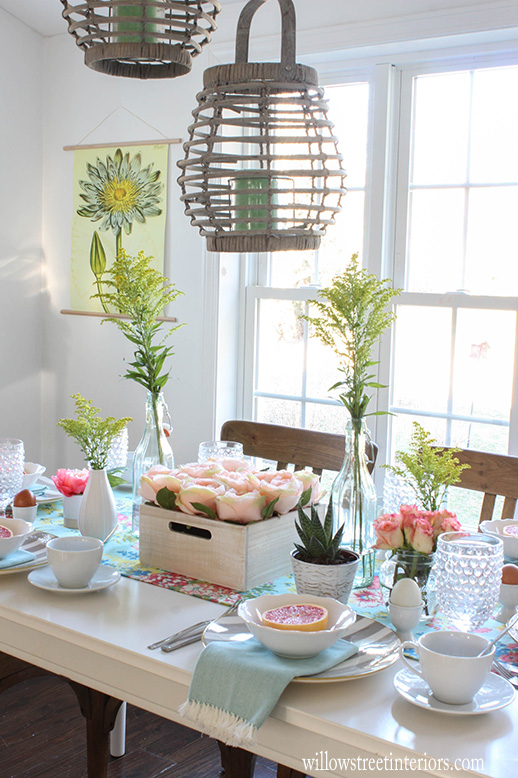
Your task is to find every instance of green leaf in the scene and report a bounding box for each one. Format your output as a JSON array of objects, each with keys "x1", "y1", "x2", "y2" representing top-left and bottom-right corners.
[
  {"x1": 156, "y1": 487, "x2": 177, "y2": 510},
  {"x1": 191, "y1": 502, "x2": 218, "y2": 520},
  {"x1": 261, "y1": 496, "x2": 279, "y2": 520},
  {"x1": 90, "y1": 231, "x2": 107, "y2": 277},
  {"x1": 300, "y1": 486, "x2": 312, "y2": 506}
]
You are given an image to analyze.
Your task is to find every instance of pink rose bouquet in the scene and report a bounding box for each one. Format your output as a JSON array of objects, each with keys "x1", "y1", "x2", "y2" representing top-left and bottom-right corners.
[
  {"x1": 374, "y1": 504, "x2": 460, "y2": 555},
  {"x1": 52, "y1": 468, "x2": 90, "y2": 497},
  {"x1": 139, "y1": 458, "x2": 322, "y2": 525},
  {"x1": 376, "y1": 504, "x2": 461, "y2": 612}
]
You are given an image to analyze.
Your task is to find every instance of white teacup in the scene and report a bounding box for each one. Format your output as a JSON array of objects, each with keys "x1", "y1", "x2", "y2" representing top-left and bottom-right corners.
[
  {"x1": 46, "y1": 536, "x2": 103, "y2": 589},
  {"x1": 399, "y1": 631, "x2": 495, "y2": 705}
]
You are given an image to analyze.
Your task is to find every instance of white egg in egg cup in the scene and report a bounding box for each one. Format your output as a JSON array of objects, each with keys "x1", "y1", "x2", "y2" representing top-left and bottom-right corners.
[{"x1": 389, "y1": 578, "x2": 424, "y2": 641}]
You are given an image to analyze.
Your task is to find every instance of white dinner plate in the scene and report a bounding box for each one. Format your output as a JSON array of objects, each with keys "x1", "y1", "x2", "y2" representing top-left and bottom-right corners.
[
  {"x1": 394, "y1": 668, "x2": 515, "y2": 715},
  {"x1": 28, "y1": 564, "x2": 120, "y2": 594},
  {"x1": 35, "y1": 489, "x2": 63, "y2": 504},
  {"x1": 203, "y1": 613, "x2": 400, "y2": 682},
  {"x1": 0, "y1": 531, "x2": 56, "y2": 576}
]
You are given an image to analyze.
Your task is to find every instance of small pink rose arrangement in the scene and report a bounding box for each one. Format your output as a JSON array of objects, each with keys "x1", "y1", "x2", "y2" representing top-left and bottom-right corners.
[
  {"x1": 140, "y1": 459, "x2": 323, "y2": 524},
  {"x1": 52, "y1": 468, "x2": 90, "y2": 497},
  {"x1": 374, "y1": 504, "x2": 461, "y2": 555}
]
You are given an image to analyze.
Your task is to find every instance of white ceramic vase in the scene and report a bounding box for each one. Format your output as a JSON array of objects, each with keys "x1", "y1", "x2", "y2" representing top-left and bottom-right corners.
[
  {"x1": 62, "y1": 494, "x2": 83, "y2": 530},
  {"x1": 78, "y1": 468, "x2": 117, "y2": 542},
  {"x1": 290, "y1": 549, "x2": 360, "y2": 604}
]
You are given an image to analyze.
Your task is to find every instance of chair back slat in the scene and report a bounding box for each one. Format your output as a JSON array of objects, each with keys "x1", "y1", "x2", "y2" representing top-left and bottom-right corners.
[
  {"x1": 220, "y1": 420, "x2": 377, "y2": 474},
  {"x1": 437, "y1": 447, "x2": 518, "y2": 524}
]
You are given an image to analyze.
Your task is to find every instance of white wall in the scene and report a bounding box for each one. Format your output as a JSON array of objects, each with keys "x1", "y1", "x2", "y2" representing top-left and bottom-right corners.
[
  {"x1": 0, "y1": 9, "x2": 43, "y2": 463},
  {"x1": 40, "y1": 35, "x2": 218, "y2": 471}
]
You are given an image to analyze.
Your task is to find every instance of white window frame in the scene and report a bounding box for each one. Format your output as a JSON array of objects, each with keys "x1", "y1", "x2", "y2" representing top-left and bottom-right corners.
[{"x1": 231, "y1": 47, "x2": 518, "y2": 473}]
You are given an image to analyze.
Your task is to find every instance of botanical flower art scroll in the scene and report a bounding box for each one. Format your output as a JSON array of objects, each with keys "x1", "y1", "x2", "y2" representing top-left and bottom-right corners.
[{"x1": 70, "y1": 144, "x2": 168, "y2": 312}]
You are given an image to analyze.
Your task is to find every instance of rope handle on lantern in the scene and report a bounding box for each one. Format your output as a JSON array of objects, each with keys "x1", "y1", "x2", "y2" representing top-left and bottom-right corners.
[{"x1": 235, "y1": 0, "x2": 296, "y2": 71}]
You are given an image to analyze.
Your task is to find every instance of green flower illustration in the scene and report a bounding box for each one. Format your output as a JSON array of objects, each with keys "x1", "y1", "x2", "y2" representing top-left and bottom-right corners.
[{"x1": 77, "y1": 147, "x2": 164, "y2": 310}]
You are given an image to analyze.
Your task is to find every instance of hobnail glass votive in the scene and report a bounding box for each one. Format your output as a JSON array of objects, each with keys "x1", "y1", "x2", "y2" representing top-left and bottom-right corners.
[
  {"x1": 0, "y1": 438, "x2": 25, "y2": 515},
  {"x1": 198, "y1": 440, "x2": 244, "y2": 462},
  {"x1": 435, "y1": 531, "x2": 504, "y2": 631}
]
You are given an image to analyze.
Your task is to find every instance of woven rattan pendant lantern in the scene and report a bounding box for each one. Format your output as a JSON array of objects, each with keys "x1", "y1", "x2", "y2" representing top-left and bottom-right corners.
[
  {"x1": 177, "y1": 0, "x2": 347, "y2": 252},
  {"x1": 60, "y1": 1, "x2": 221, "y2": 79}
]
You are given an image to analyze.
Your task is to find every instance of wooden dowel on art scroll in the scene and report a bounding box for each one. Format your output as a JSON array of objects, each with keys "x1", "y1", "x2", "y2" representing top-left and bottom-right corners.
[{"x1": 60, "y1": 309, "x2": 177, "y2": 323}]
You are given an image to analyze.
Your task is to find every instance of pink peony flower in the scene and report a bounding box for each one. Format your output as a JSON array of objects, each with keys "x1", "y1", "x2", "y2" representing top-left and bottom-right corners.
[
  {"x1": 215, "y1": 470, "x2": 256, "y2": 495},
  {"x1": 374, "y1": 513, "x2": 405, "y2": 550},
  {"x1": 139, "y1": 473, "x2": 184, "y2": 504},
  {"x1": 216, "y1": 489, "x2": 267, "y2": 524},
  {"x1": 180, "y1": 462, "x2": 223, "y2": 479},
  {"x1": 52, "y1": 468, "x2": 89, "y2": 497},
  {"x1": 218, "y1": 458, "x2": 254, "y2": 473},
  {"x1": 294, "y1": 470, "x2": 324, "y2": 506},
  {"x1": 252, "y1": 469, "x2": 303, "y2": 514},
  {"x1": 175, "y1": 482, "x2": 225, "y2": 516}
]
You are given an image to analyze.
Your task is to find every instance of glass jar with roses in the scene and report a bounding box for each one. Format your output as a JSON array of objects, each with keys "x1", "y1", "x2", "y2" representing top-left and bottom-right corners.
[{"x1": 376, "y1": 504, "x2": 461, "y2": 614}]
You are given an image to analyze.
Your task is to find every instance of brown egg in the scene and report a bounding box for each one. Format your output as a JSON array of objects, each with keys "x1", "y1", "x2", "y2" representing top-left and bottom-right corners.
[
  {"x1": 501, "y1": 564, "x2": 518, "y2": 585},
  {"x1": 13, "y1": 489, "x2": 37, "y2": 508}
]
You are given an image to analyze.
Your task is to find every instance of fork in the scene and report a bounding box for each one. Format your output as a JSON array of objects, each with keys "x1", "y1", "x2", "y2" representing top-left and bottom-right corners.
[
  {"x1": 492, "y1": 658, "x2": 518, "y2": 687},
  {"x1": 147, "y1": 601, "x2": 240, "y2": 651}
]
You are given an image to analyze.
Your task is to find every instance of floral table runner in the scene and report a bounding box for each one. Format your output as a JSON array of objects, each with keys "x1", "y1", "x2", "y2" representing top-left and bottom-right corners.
[{"x1": 34, "y1": 497, "x2": 518, "y2": 665}]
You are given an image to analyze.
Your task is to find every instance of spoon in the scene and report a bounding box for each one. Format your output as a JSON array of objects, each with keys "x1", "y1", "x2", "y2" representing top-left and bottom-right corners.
[{"x1": 476, "y1": 612, "x2": 518, "y2": 656}]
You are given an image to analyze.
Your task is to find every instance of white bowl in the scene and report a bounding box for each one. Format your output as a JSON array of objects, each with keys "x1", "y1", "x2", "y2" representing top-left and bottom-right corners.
[
  {"x1": 481, "y1": 519, "x2": 518, "y2": 559},
  {"x1": 0, "y1": 518, "x2": 33, "y2": 559},
  {"x1": 238, "y1": 593, "x2": 356, "y2": 659},
  {"x1": 22, "y1": 462, "x2": 46, "y2": 490}
]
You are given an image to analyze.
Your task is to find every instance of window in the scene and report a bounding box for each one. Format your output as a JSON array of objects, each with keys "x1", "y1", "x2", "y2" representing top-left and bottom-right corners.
[
  {"x1": 243, "y1": 80, "x2": 371, "y2": 429},
  {"x1": 238, "y1": 56, "x2": 518, "y2": 521}
]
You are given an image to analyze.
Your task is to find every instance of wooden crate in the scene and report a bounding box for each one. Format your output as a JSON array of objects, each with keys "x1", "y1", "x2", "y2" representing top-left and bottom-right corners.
[{"x1": 139, "y1": 503, "x2": 299, "y2": 590}]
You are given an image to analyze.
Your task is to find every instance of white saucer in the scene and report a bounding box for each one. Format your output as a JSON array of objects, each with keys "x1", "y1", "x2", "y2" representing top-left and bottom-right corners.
[
  {"x1": 394, "y1": 668, "x2": 515, "y2": 715},
  {"x1": 28, "y1": 564, "x2": 120, "y2": 594}
]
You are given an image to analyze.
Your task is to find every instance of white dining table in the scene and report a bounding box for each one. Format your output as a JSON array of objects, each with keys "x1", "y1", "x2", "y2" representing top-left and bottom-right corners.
[{"x1": 0, "y1": 572, "x2": 517, "y2": 778}]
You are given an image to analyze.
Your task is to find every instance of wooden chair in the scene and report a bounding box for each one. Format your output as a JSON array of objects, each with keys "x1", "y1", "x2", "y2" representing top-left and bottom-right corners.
[
  {"x1": 440, "y1": 447, "x2": 518, "y2": 525},
  {"x1": 218, "y1": 419, "x2": 377, "y2": 778},
  {"x1": 220, "y1": 419, "x2": 378, "y2": 475}
]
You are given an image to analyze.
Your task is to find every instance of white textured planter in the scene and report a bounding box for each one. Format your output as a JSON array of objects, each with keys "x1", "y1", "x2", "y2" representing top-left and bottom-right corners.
[
  {"x1": 291, "y1": 549, "x2": 360, "y2": 604},
  {"x1": 78, "y1": 469, "x2": 117, "y2": 542},
  {"x1": 62, "y1": 494, "x2": 83, "y2": 529}
]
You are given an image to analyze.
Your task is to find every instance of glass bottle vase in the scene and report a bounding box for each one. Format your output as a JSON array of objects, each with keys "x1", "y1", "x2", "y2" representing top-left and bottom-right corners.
[
  {"x1": 132, "y1": 391, "x2": 174, "y2": 533},
  {"x1": 331, "y1": 418, "x2": 377, "y2": 588}
]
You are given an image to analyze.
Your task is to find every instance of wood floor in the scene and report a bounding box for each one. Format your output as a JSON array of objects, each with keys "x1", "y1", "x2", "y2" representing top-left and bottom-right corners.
[{"x1": 0, "y1": 675, "x2": 279, "y2": 778}]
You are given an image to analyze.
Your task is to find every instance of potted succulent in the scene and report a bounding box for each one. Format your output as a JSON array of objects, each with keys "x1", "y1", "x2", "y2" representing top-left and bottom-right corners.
[
  {"x1": 291, "y1": 491, "x2": 360, "y2": 604},
  {"x1": 58, "y1": 395, "x2": 132, "y2": 541}
]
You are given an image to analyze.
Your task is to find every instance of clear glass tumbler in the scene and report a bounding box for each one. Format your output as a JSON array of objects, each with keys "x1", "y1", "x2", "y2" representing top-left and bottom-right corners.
[
  {"x1": 0, "y1": 438, "x2": 25, "y2": 517},
  {"x1": 435, "y1": 531, "x2": 504, "y2": 631},
  {"x1": 198, "y1": 440, "x2": 244, "y2": 462}
]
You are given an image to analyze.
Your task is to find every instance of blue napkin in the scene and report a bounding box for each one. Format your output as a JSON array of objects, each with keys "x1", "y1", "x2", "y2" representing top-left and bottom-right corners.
[
  {"x1": 179, "y1": 638, "x2": 358, "y2": 747},
  {"x1": 0, "y1": 549, "x2": 36, "y2": 570}
]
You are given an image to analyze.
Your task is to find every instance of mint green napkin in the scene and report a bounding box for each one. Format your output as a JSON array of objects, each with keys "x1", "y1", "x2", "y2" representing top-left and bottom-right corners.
[
  {"x1": 180, "y1": 638, "x2": 357, "y2": 747},
  {"x1": 0, "y1": 549, "x2": 36, "y2": 570}
]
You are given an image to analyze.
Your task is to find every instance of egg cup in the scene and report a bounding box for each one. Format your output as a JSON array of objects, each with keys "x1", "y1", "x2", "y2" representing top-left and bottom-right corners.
[
  {"x1": 12, "y1": 504, "x2": 37, "y2": 521},
  {"x1": 389, "y1": 601, "x2": 423, "y2": 641},
  {"x1": 496, "y1": 582, "x2": 518, "y2": 624}
]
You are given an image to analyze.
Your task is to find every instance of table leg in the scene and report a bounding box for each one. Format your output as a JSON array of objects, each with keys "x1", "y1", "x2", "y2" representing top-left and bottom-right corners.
[
  {"x1": 68, "y1": 681, "x2": 123, "y2": 778},
  {"x1": 110, "y1": 700, "x2": 127, "y2": 757},
  {"x1": 217, "y1": 741, "x2": 257, "y2": 778},
  {"x1": 277, "y1": 766, "x2": 307, "y2": 778}
]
